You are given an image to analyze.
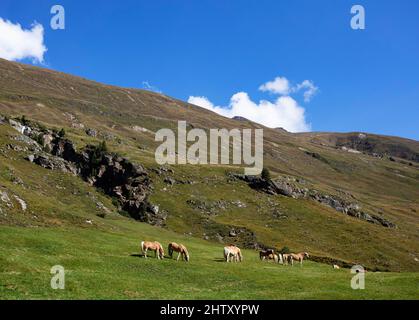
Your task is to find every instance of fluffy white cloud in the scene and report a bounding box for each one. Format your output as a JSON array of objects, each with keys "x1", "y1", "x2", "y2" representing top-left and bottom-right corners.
[
  {"x1": 0, "y1": 18, "x2": 47, "y2": 63},
  {"x1": 187, "y1": 76, "x2": 318, "y2": 132},
  {"x1": 294, "y1": 80, "x2": 318, "y2": 102},
  {"x1": 188, "y1": 92, "x2": 310, "y2": 132},
  {"x1": 259, "y1": 76, "x2": 290, "y2": 95},
  {"x1": 187, "y1": 96, "x2": 216, "y2": 110}
]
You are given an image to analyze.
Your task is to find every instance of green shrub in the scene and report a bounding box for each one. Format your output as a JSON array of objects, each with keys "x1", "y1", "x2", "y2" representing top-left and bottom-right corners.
[
  {"x1": 261, "y1": 167, "x2": 271, "y2": 180},
  {"x1": 20, "y1": 115, "x2": 29, "y2": 125},
  {"x1": 280, "y1": 246, "x2": 290, "y2": 254}
]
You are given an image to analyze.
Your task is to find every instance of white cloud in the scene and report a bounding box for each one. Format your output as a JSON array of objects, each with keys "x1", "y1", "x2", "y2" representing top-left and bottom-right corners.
[
  {"x1": 187, "y1": 96, "x2": 215, "y2": 110},
  {"x1": 187, "y1": 76, "x2": 318, "y2": 132},
  {"x1": 294, "y1": 80, "x2": 318, "y2": 102},
  {"x1": 259, "y1": 76, "x2": 290, "y2": 95},
  {"x1": 259, "y1": 76, "x2": 319, "y2": 102},
  {"x1": 188, "y1": 93, "x2": 310, "y2": 132},
  {"x1": 0, "y1": 18, "x2": 47, "y2": 63}
]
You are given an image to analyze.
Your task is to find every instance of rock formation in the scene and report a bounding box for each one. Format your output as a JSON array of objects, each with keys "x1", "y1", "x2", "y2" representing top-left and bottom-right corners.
[
  {"x1": 228, "y1": 173, "x2": 396, "y2": 228},
  {"x1": 8, "y1": 118, "x2": 164, "y2": 225}
]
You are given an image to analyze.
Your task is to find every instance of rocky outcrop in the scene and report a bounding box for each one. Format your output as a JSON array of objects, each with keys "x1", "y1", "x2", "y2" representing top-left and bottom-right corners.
[
  {"x1": 8, "y1": 118, "x2": 162, "y2": 225},
  {"x1": 187, "y1": 199, "x2": 247, "y2": 216},
  {"x1": 85, "y1": 128, "x2": 97, "y2": 137},
  {"x1": 201, "y1": 223, "x2": 262, "y2": 249},
  {"x1": 228, "y1": 173, "x2": 396, "y2": 228},
  {"x1": 77, "y1": 146, "x2": 158, "y2": 224},
  {"x1": 27, "y1": 154, "x2": 78, "y2": 175}
]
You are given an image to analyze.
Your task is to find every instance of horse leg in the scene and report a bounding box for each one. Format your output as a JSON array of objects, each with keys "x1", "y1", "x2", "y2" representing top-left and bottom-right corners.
[
  {"x1": 177, "y1": 252, "x2": 181, "y2": 261},
  {"x1": 144, "y1": 248, "x2": 148, "y2": 259}
]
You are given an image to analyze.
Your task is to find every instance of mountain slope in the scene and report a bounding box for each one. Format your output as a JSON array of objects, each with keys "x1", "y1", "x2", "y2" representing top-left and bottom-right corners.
[{"x1": 0, "y1": 58, "x2": 418, "y2": 273}]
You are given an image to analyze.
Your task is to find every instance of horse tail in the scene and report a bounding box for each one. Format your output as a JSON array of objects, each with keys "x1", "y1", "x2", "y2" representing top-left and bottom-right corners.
[
  {"x1": 238, "y1": 249, "x2": 243, "y2": 262},
  {"x1": 168, "y1": 243, "x2": 173, "y2": 258},
  {"x1": 141, "y1": 241, "x2": 145, "y2": 253},
  {"x1": 157, "y1": 242, "x2": 164, "y2": 258}
]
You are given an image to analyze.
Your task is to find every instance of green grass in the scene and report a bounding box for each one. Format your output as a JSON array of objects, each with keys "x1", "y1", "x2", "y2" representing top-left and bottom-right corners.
[{"x1": 0, "y1": 223, "x2": 418, "y2": 300}]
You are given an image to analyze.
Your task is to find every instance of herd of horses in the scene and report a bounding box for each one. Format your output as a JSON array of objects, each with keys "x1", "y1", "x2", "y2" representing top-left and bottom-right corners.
[
  {"x1": 259, "y1": 249, "x2": 310, "y2": 266},
  {"x1": 140, "y1": 241, "x2": 309, "y2": 266}
]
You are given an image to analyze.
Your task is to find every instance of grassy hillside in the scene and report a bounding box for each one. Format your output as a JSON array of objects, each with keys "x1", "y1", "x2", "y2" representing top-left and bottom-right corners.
[
  {"x1": 0, "y1": 58, "x2": 418, "y2": 299},
  {"x1": 1, "y1": 223, "x2": 418, "y2": 300}
]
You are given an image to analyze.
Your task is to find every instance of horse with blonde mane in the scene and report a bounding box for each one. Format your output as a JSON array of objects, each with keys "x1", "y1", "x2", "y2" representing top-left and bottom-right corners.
[
  {"x1": 289, "y1": 252, "x2": 309, "y2": 266},
  {"x1": 224, "y1": 245, "x2": 243, "y2": 262},
  {"x1": 141, "y1": 241, "x2": 164, "y2": 259},
  {"x1": 168, "y1": 242, "x2": 190, "y2": 262}
]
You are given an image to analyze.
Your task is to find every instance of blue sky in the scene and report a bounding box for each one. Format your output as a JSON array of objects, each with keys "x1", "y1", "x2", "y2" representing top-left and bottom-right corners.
[{"x1": 0, "y1": 0, "x2": 418, "y2": 139}]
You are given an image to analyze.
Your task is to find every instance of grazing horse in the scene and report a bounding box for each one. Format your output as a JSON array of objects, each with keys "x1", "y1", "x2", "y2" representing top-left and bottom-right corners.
[
  {"x1": 259, "y1": 249, "x2": 275, "y2": 261},
  {"x1": 282, "y1": 253, "x2": 293, "y2": 265},
  {"x1": 224, "y1": 245, "x2": 243, "y2": 262},
  {"x1": 268, "y1": 253, "x2": 280, "y2": 263},
  {"x1": 168, "y1": 242, "x2": 190, "y2": 262},
  {"x1": 141, "y1": 241, "x2": 164, "y2": 259},
  {"x1": 289, "y1": 252, "x2": 309, "y2": 266}
]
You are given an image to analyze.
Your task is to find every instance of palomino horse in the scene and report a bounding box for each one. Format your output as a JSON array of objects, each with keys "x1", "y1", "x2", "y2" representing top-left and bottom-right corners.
[
  {"x1": 168, "y1": 242, "x2": 190, "y2": 262},
  {"x1": 141, "y1": 241, "x2": 164, "y2": 259},
  {"x1": 259, "y1": 249, "x2": 275, "y2": 261},
  {"x1": 268, "y1": 253, "x2": 280, "y2": 263},
  {"x1": 224, "y1": 245, "x2": 243, "y2": 262},
  {"x1": 282, "y1": 253, "x2": 293, "y2": 265},
  {"x1": 289, "y1": 252, "x2": 309, "y2": 266}
]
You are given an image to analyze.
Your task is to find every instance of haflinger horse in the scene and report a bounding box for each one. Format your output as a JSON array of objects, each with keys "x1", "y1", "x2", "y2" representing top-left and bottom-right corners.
[
  {"x1": 141, "y1": 241, "x2": 164, "y2": 259},
  {"x1": 224, "y1": 245, "x2": 243, "y2": 262},
  {"x1": 259, "y1": 249, "x2": 275, "y2": 261},
  {"x1": 168, "y1": 242, "x2": 190, "y2": 262},
  {"x1": 289, "y1": 252, "x2": 309, "y2": 266},
  {"x1": 282, "y1": 253, "x2": 293, "y2": 265},
  {"x1": 268, "y1": 253, "x2": 280, "y2": 263}
]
